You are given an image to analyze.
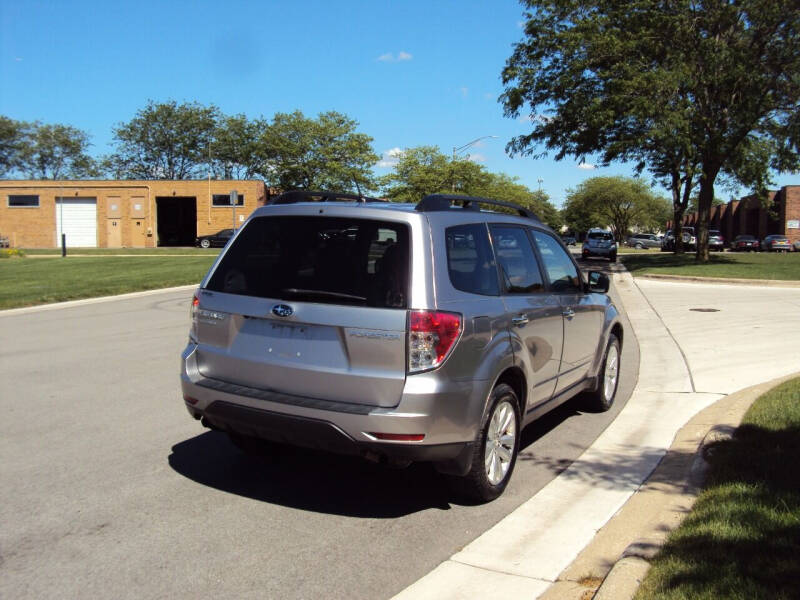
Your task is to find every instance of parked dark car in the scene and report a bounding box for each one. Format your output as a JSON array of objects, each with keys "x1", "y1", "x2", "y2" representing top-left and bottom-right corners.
[
  {"x1": 761, "y1": 235, "x2": 792, "y2": 252},
  {"x1": 626, "y1": 233, "x2": 660, "y2": 249},
  {"x1": 660, "y1": 227, "x2": 696, "y2": 252},
  {"x1": 708, "y1": 229, "x2": 725, "y2": 251},
  {"x1": 196, "y1": 229, "x2": 234, "y2": 248},
  {"x1": 731, "y1": 234, "x2": 759, "y2": 252},
  {"x1": 561, "y1": 233, "x2": 577, "y2": 246}
]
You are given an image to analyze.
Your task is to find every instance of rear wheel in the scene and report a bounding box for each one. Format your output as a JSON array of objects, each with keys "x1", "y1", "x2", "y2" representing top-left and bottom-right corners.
[
  {"x1": 609, "y1": 252, "x2": 617, "y2": 262},
  {"x1": 585, "y1": 333, "x2": 620, "y2": 412},
  {"x1": 200, "y1": 238, "x2": 211, "y2": 249},
  {"x1": 451, "y1": 384, "x2": 521, "y2": 503}
]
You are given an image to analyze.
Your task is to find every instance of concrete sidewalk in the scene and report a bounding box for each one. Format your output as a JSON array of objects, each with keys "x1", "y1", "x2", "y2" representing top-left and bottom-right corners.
[{"x1": 392, "y1": 273, "x2": 800, "y2": 600}]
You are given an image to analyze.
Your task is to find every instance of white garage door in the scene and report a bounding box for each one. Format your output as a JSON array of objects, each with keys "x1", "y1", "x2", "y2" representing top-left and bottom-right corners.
[{"x1": 56, "y1": 198, "x2": 97, "y2": 247}]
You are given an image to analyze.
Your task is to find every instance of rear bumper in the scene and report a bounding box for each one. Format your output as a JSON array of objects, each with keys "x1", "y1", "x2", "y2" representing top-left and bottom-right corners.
[
  {"x1": 582, "y1": 246, "x2": 616, "y2": 257},
  {"x1": 180, "y1": 343, "x2": 486, "y2": 471},
  {"x1": 199, "y1": 400, "x2": 472, "y2": 465}
]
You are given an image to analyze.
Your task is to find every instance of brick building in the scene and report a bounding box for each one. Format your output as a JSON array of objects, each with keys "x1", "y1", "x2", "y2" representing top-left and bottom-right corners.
[
  {"x1": 668, "y1": 185, "x2": 800, "y2": 245},
  {"x1": 0, "y1": 180, "x2": 270, "y2": 248}
]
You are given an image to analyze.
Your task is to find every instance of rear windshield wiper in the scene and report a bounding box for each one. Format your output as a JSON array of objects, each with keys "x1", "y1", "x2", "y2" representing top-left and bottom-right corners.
[{"x1": 280, "y1": 288, "x2": 367, "y2": 303}]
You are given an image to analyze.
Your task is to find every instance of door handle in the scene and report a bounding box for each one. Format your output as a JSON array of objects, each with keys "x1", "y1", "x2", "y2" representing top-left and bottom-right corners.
[
  {"x1": 511, "y1": 315, "x2": 529, "y2": 326},
  {"x1": 562, "y1": 308, "x2": 575, "y2": 319}
]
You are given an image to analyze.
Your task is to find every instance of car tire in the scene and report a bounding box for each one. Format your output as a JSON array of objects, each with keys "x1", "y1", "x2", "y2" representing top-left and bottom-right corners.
[
  {"x1": 450, "y1": 384, "x2": 521, "y2": 503},
  {"x1": 585, "y1": 333, "x2": 620, "y2": 412},
  {"x1": 200, "y1": 239, "x2": 211, "y2": 249},
  {"x1": 609, "y1": 252, "x2": 617, "y2": 262},
  {"x1": 635, "y1": 243, "x2": 643, "y2": 249}
]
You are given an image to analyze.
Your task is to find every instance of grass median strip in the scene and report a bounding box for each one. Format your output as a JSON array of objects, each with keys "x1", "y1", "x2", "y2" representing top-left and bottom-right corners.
[
  {"x1": 635, "y1": 377, "x2": 800, "y2": 600},
  {"x1": 621, "y1": 252, "x2": 800, "y2": 280},
  {"x1": 0, "y1": 256, "x2": 217, "y2": 309}
]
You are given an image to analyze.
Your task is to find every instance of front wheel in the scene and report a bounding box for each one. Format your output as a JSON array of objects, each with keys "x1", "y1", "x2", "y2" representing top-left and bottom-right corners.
[
  {"x1": 585, "y1": 333, "x2": 621, "y2": 412},
  {"x1": 635, "y1": 243, "x2": 643, "y2": 249},
  {"x1": 451, "y1": 384, "x2": 521, "y2": 503},
  {"x1": 200, "y1": 239, "x2": 211, "y2": 249}
]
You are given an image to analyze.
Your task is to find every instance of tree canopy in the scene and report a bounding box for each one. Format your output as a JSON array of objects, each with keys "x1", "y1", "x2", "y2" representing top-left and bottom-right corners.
[
  {"x1": 562, "y1": 176, "x2": 671, "y2": 240},
  {"x1": 106, "y1": 100, "x2": 220, "y2": 179},
  {"x1": 379, "y1": 145, "x2": 563, "y2": 229},
  {"x1": 0, "y1": 117, "x2": 97, "y2": 179},
  {"x1": 258, "y1": 110, "x2": 378, "y2": 192},
  {"x1": 502, "y1": 0, "x2": 800, "y2": 260}
]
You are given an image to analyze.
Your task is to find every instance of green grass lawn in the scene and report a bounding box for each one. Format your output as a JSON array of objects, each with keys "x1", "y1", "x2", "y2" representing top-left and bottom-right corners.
[
  {"x1": 0, "y1": 255, "x2": 217, "y2": 309},
  {"x1": 21, "y1": 247, "x2": 220, "y2": 256},
  {"x1": 621, "y1": 251, "x2": 800, "y2": 280},
  {"x1": 635, "y1": 377, "x2": 800, "y2": 600}
]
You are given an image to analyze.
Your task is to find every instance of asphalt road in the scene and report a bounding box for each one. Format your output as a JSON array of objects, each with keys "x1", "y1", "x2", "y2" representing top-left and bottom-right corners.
[{"x1": 0, "y1": 276, "x2": 637, "y2": 600}]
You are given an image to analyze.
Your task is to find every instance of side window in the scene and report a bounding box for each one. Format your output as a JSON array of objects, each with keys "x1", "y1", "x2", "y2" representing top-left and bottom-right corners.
[
  {"x1": 445, "y1": 224, "x2": 499, "y2": 296},
  {"x1": 489, "y1": 226, "x2": 544, "y2": 294},
  {"x1": 530, "y1": 230, "x2": 582, "y2": 293}
]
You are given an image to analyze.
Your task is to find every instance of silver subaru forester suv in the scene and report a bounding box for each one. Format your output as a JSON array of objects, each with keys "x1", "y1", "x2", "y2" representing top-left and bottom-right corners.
[{"x1": 181, "y1": 191, "x2": 623, "y2": 502}]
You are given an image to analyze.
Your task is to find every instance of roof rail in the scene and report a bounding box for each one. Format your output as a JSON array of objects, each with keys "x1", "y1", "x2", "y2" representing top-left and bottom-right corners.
[
  {"x1": 415, "y1": 194, "x2": 540, "y2": 220},
  {"x1": 270, "y1": 190, "x2": 387, "y2": 205}
]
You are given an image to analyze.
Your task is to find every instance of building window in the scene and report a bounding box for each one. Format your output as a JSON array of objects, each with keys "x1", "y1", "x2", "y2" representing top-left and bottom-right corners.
[
  {"x1": 8, "y1": 195, "x2": 40, "y2": 207},
  {"x1": 212, "y1": 193, "x2": 244, "y2": 206}
]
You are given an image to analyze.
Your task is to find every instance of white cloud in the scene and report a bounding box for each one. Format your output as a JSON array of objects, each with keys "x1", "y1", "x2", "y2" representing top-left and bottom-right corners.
[
  {"x1": 484, "y1": 92, "x2": 495, "y2": 100},
  {"x1": 14, "y1": 57, "x2": 23, "y2": 62},
  {"x1": 467, "y1": 153, "x2": 487, "y2": 163},
  {"x1": 377, "y1": 147, "x2": 405, "y2": 168},
  {"x1": 578, "y1": 163, "x2": 596, "y2": 170},
  {"x1": 459, "y1": 86, "x2": 469, "y2": 98},
  {"x1": 377, "y1": 51, "x2": 413, "y2": 63},
  {"x1": 517, "y1": 20, "x2": 526, "y2": 28}
]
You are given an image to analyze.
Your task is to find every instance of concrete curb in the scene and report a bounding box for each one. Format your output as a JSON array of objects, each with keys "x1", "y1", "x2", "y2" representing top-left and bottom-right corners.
[
  {"x1": 635, "y1": 273, "x2": 800, "y2": 287},
  {"x1": 0, "y1": 284, "x2": 198, "y2": 316},
  {"x1": 585, "y1": 372, "x2": 800, "y2": 600}
]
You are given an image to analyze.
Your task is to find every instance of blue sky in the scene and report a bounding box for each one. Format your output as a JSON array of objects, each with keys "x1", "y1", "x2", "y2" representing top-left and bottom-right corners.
[{"x1": 1, "y1": 0, "x2": 796, "y2": 207}]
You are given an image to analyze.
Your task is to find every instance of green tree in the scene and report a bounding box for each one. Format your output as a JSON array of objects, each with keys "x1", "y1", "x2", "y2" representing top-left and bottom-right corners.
[
  {"x1": 380, "y1": 146, "x2": 490, "y2": 202},
  {"x1": 16, "y1": 122, "x2": 97, "y2": 179},
  {"x1": 106, "y1": 100, "x2": 220, "y2": 179},
  {"x1": 258, "y1": 111, "x2": 378, "y2": 192},
  {"x1": 209, "y1": 114, "x2": 264, "y2": 180},
  {"x1": 480, "y1": 172, "x2": 563, "y2": 230},
  {"x1": 0, "y1": 116, "x2": 30, "y2": 177},
  {"x1": 563, "y1": 177, "x2": 669, "y2": 241},
  {"x1": 502, "y1": 0, "x2": 800, "y2": 261},
  {"x1": 380, "y1": 146, "x2": 563, "y2": 228}
]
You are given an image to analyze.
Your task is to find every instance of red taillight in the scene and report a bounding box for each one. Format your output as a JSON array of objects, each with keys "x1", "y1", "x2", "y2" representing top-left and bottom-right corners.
[
  {"x1": 408, "y1": 310, "x2": 462, "y2": 373},
  {"x1": 183, "y1": 394, "x2": 199, "y2": 405},
  {"x1": 369, "y1": 432, "x2": 425, "y2": 442}
]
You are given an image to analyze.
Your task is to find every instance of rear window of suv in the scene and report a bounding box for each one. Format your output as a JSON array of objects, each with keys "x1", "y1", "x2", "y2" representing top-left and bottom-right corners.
[
  {"x1": 206, "y1": 216, "x2": 410, "y2": 308},
  {"x1": 587, "y1": 231, "x2": 613, "y2": 240}
]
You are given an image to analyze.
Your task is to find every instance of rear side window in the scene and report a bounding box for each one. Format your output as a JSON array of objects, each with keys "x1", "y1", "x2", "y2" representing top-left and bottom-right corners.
[
  {"x1": 445, "y1": 224, "x2": 499, "y2": 296},
  {"x1": 206, "y1": 216, "x2": 409, "y2": 308},
  {"x1": 490, "y1": 226, "x2": 544, "y2": 294},
  {"x1": 530, "y1": 230, "x2": 582, "y2": 293}
]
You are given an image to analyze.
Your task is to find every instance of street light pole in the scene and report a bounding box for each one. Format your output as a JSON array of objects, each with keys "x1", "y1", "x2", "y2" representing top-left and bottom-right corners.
[{"x1": 451, "y1": 135, "x2": 498, "y2": 191}]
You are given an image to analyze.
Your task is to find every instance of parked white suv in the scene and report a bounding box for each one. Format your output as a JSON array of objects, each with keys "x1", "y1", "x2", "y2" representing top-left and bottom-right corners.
[{"x1": 181, "y1": 192, "x2": 623, "y2": 501}]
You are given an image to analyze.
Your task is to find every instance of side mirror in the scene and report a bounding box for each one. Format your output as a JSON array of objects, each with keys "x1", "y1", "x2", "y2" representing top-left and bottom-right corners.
[{"x1": 587, "y1": 271, "x2": 609, "y2": 293}]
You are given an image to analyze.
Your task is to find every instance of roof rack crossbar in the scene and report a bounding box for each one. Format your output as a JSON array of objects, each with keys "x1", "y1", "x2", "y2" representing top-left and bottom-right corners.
[
  {"x1": 415, "y1": 194, "x2": 539, "y2": 220},
  {"x1": 270, "y1": 190, "x2": 387, "y2": 205}
]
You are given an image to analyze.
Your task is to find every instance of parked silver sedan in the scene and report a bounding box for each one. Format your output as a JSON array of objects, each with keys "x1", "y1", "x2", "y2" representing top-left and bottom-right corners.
[{"x1": 626, "y1": 233, "x2": 660, "y2": 249}]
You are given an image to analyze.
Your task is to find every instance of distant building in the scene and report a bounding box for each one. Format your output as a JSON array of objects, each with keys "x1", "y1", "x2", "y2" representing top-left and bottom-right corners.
[
  {"x1": 0, "y1": 180, "x2": 270, "y2": 248},
  {"x1": 668, "y1": 185, "x2": 800, "y2": 245}
]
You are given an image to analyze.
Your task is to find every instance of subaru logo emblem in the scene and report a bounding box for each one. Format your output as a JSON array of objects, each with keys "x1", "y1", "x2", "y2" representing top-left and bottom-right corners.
[{"x1": 272, "y1": 304, "x2": 293, "y2": 318}]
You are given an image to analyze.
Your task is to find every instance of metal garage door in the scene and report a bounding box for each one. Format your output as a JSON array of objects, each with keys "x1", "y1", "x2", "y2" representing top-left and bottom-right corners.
[{"x1": 56, "y1": 198, "x2": 97, "y2": 247}]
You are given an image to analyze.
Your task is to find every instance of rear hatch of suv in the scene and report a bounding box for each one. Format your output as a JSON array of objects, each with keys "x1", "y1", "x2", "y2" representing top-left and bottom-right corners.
[{"x1": 192, "y1": 214, "x2": 411, "y2": 408}]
